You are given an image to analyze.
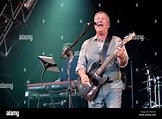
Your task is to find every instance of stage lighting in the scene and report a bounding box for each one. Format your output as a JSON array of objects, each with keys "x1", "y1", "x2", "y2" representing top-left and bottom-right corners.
[{"x1": 24, "y1": 0, "x2": 35, "y2": 10}]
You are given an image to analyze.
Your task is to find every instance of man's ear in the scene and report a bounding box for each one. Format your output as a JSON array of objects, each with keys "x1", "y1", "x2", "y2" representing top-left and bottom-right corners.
[{"x1": 108, "y1": 22, "x2": 110, "y2": 28}]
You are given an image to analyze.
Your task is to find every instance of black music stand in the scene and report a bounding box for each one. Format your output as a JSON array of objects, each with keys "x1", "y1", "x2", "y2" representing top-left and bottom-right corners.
[
  {"x1": 38, "y1": 55, "x2": 60, "y2": 72},
  {"x1": 38, "y1": 56, "x2": 60, "y2": 92},
  {"x1": 27, "y1": 56, "x2": 60, "y2": 108},
  {"x1": 38, "y1": 56, "x2": 72, "y2": 106},
  {"x1": 37, "y1": 56, "x2": 60, "y2": 108}
]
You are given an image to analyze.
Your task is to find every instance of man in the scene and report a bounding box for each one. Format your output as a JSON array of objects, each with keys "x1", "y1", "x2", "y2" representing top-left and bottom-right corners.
[
  {"x1": 58, "y1": 43, "x2": 87, "y2": 108},
  {"x1": 59, "y1": 42, "x2": 79, "y2": 82},
  {"x1": 76, "y1": 11, "x2": 129, "y2": 108}
]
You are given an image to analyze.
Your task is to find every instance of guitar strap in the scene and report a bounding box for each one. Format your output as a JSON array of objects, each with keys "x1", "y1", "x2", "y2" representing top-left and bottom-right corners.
[{"x1": 99, "y1": 35, "x2": 112, "y2": 64}]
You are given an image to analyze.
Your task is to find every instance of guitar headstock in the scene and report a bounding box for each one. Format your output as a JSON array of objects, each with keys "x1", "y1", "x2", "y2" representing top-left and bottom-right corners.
[{"x1": 123, "y1": 32, "x2": 136, "y2": 45}]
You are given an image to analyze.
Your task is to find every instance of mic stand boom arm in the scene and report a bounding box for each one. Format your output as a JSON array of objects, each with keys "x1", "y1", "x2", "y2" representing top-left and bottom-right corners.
[
  {"x1": 60, "y1": 24, "x2": 92, "y2": 59},
  {"x1": 60, "y1": 23, "x2": 92, "y2": 108}
]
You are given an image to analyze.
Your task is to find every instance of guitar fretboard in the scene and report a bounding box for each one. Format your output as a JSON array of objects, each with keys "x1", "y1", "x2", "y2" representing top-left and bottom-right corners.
[{"x1": 96, "y1": 32, "x2": 135, "y2": 75}]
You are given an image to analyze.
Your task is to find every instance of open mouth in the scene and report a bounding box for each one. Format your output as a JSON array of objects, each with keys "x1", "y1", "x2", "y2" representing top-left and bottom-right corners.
[{"x1": 97, "y1": 23, "x2": 103, "y2": 27}]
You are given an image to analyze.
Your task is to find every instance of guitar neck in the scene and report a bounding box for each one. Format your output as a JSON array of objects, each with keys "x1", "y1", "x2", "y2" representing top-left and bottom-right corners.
[
  {"x1": 96, "y1": 51, "x2": 115, "y2": 75},
  {"x1": 95, "y1": 32, "x2": 135, "y2": 76},
  {"x1": 96, "y1": 42, "x2": 125, "y2": 75}
]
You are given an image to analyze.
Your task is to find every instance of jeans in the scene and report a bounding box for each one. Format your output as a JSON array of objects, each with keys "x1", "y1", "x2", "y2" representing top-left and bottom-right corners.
[{"x1": 88, "y1": 80, "x2": 123, "y2": 108}]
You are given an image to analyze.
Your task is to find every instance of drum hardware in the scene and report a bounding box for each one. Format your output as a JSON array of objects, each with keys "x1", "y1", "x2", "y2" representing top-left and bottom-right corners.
[
  {"x1": 139, "y1": 63, "x2": 162, "y2": 108},
  {"x1": 139, "y1": 75, "x2": 162, "y2": 108},
  {"x1": 139, "y1": 63, "x2": 162, "y2": 76},
  {"x1": 153, "y1": 76, "x2": 157, "y2": 105},
  {"x1": 146, "y1": 68, "x2": 152, "y2": 108},
  {"x1": 156, "y1": 76, "x2": 162, "y2": 108},
  {"x1": 142, "y1": 76, "x2": 158, "y2": 106},
  {"x1": 142, "y1": 101, "x2": 158, "y2": 108},
  {"x1": 142, "y1": 78, "x2": 154, "y2": 83}
]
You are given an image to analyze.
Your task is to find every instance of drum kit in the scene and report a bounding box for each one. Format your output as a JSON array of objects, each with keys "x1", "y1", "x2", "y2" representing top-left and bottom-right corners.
[{"x1": 138, "y1": 63, "x2": 162, "y2": 108}]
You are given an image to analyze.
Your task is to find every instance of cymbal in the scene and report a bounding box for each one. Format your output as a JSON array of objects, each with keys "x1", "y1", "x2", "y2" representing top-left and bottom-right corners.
[
  {"x1": 152, "y1": 68, "x2": 162, "y2": 76},
  {"x1": 139, "y1": 63, "x2": 162, "y2": 75}
]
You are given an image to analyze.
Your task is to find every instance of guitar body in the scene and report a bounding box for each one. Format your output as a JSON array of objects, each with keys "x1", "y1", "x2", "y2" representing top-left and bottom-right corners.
[{"x1": 77, "y1": 61, "x2": 108, "y2": 101}]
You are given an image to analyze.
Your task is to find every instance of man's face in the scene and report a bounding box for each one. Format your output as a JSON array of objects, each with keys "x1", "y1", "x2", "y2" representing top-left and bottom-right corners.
[
  {"x1": 94, "y1": 13, "x2": 110, "y2": 33},
  {"x1": 62, "y1": 46, "x2": 68, "y2": 53}
]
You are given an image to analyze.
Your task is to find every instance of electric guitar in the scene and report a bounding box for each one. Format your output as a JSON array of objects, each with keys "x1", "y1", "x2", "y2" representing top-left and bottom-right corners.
[{"x1": 76, "y1": 32, "x2": 136, "y2": 101}]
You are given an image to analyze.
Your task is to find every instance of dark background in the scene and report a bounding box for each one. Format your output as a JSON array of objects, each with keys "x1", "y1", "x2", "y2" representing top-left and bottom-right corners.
[{"x1": 0, "y1": 0, "x2": 161, "y2": 108}]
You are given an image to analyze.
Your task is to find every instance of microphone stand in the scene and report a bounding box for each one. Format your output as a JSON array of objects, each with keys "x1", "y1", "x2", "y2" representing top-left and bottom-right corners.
[
  {"x1": 60, "y1": 23, "x2": 93, "y2": 108},
  {"x1": 66, "y1": 56, "x2": 73, "y2": 108},
  {"x1": 130, "y1": 55, "x2": 134, "y2": 108},
  {"x1": 60, "y1": 23, "x2": 93, "y2": 59},
  {"x1": 67, "y1": 69, "x2": 74, "y2": 108},
  {"x1": 129, "y1": 39, "x2": 143, "y2": 108}
]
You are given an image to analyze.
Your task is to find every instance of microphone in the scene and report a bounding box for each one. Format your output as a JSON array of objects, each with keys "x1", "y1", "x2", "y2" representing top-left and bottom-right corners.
[{"x1": 87, "y1": 22, "x2": 98, "y2": 26}]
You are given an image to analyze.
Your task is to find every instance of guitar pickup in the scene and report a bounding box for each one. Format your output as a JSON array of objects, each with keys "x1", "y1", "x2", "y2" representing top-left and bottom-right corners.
[{"x1": 87, "y1": 86, "x2": 97, "y2": 97}]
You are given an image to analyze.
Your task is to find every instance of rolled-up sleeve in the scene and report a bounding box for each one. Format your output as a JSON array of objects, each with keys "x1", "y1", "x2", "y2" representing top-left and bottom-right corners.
[
  {"x1": 75, "y1": 40, "x2": 89, "y2": 73},
  {"x1": 114, "y1": 36, "x2": 129, "y2": 68}
]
